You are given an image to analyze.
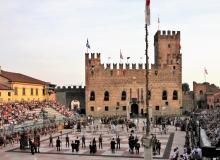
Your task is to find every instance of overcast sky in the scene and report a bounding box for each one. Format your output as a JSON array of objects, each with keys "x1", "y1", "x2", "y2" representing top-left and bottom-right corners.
[{"x1": 0, "y1": 0, "x2": 220, "y2": 89}]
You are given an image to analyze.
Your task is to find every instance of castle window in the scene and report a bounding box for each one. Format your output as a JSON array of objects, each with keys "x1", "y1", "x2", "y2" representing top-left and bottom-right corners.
[
  {"x1": 199, "y1": 90, "x2": 203, "y2": 95},
  {"x1": 8, "y1": 92, "x2": 11, "y2": 97},
  {"x1": 22, "y1": 88, "x2": 26, "y2": 96},
  {"x1": 91, "y1": 66, "x2": 95, "y2": 76},
  {"x1": 173, "y1": 90, "x2": 178, "y2": 100},
  {"x1": 90, "y1": 106, "x2": 94, "y2": 112},
  {"x1": 14, "y1": 87, "x2": 18, "y2": 95},
  {"x1": 123, "y1": 106, "x2": 126, "y2": 111},
  {"x1": 168, "y1": 44, "x2": 171, "y2": 48},
  {"x1": 173, "y1": 66, "x2": 176, "y2": 70},
  {"x1": 105, "y1": 106, "x2": 109, "y2": 111},
  {"x1": 148, "y1": 90, "x2": 151, "y2": 100},
  {"x1": 104, "y1": 91, "x2": 109, "y2": 101},
  {"x1": 90, "y1": 91, "x2": 95, "y2": 101},
  {"x1": 31, "y1": 88, "x2": 34, "y2": 96},
  {"x1": 162, "y1": 90, "x2": 167, "y2": 100},
  {"x1": 155, "y1": 70, "x2": 158, "y2": 76},
  {"x1": 121, "y1": 91, "x2": 126, "y2": 101},
  {"x1": 155, "y1": 106, "x2": 160, "y2": 110},
  {"x1": 141, "y1": 88, "x2": 144, "y2": 100},
  {"x1": 36, "y1": 88, "x2": 38, "y2": 96},
  {"x1": 165, "y1": 101, "x2": 169, "y2": 105}
]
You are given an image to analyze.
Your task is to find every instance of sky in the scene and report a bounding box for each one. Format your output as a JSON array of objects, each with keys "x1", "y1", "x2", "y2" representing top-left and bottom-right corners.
[{"x1": 0, "y1": 0, "x2": 220, "y2": 89}]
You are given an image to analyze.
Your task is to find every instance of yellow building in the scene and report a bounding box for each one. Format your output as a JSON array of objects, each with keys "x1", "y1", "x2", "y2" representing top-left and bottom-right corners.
[
  {"x1": 0, "y1": 67, "x2": 55, "y2": 102},
  {"x1": 0, "y1": 83, "x2": 13, "y2": 102}
]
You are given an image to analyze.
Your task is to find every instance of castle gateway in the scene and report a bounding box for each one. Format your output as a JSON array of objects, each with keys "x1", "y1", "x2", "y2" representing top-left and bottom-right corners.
[{"x1": 85, "y1": 30, "x2": 182, "y2": 118}]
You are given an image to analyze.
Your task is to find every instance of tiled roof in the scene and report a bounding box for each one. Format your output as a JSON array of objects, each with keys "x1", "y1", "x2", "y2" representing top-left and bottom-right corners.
[
  {"x1": 0, "y1": 70, "x2": 48, "y2": 85},
  {"x1": 0, "y1": 83, "x2": 12, "y2": 90}
]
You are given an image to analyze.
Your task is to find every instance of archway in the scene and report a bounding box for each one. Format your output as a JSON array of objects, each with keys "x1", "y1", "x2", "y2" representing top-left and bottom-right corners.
[
  {"x1": 131, "y1": 103, "x2": 139, "y2": 117},
  {"x1": 71, "y1": 100, "x2": 80, "y2": 111}
]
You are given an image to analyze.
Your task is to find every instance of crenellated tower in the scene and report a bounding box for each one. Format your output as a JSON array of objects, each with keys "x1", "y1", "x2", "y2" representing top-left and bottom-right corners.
[{"x1": 154, "y1": 30, "x2": 181, "y2": 68}]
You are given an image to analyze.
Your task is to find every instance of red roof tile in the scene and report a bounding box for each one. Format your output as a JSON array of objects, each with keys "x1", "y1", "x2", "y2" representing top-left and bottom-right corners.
[
  {"x1": 0, "y1": 83, "x2": 12, "y2": 90},
  {"x1": 0, "y1": 70, "x2": 48, "y2": 85}
]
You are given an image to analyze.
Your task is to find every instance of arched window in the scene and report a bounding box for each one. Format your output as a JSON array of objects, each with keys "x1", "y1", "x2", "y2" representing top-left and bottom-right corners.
[
  {"x1": 90, "y1": 91, "x2": 95, "y2": 101},
  {"x1": 104, "y1": 91, "x2": 109, "y2": 101},
  {"x1": 148, "y1": 90, "x2": 151, "y2": 100},
  {"x1": 173, "y1": 90, "x2": 178, "y2": 100},
  {"x1": 162, "y1": 90, "x2": 167, "y2": 100},
  {"x1": 121, "y1": 91, "x2": 126, "y2": 101},
  {"x1": 199, "y1": 90, "x2": 203, "y2": 95}
]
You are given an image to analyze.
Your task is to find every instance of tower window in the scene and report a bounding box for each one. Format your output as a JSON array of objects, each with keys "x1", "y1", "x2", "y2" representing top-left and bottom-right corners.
[
  {"x1": 105, "y1": 106, "x2": 109, "y2": 111},
  {"x1": 121, "y1": 91, "x2": 126, "y2": 101},
  {"x1": 8, "y1": 92, "x2": 11, "y2": 97},
  {"x1": 155, "y1": 106, "x2": 160, "y2": 110},
  {"x1": 199, "y1": 90, "x2": 203, "y2": 95},
  {"x1": 168, "y1": 44, "x2": 171, "y2": 48},
  {"x1": 90, "y1": 91, "x2": 95, "y2": 101},
  {"x1": 173, "y1": 66, "x2": 176, "y2": 70},
  {"x1": 90, "y1": 106, "x2": 94, "y2": 112},
  {"x1": 162, "y1": 90, "x2": 167, "y2": 100},
  {"x1": 104, "y1": 91, "x2": 109, "y2": 101},
  {"x1": 173, "y1": 90, "x2": 178, "y2": 100}
]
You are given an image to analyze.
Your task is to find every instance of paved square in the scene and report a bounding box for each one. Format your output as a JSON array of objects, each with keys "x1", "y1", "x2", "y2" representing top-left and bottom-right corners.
[{"x1": 8, "y1": 124, "x2": 175, "y2": 159}]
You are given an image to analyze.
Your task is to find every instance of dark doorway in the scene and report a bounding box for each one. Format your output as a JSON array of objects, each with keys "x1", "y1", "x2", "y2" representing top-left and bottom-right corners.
[{"x1": 131, "y1": 103, "x2": 139, "y2": 117}]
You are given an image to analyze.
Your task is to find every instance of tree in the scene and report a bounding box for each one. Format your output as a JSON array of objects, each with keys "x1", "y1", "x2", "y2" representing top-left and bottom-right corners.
[{"x1": 182, "y1": 83, "x2": 190, "y2": 92}]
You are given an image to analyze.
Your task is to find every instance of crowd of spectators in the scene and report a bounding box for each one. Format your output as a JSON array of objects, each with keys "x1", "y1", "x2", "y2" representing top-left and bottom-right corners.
[
  {"x1": 196, "y1": 109, "x2": 220, "y2": 147},
  {"x1": 0, "y1": 101, "x2": 75, "y2": 126},
  {"x1": 47, "y1": 101, "x2": 76, "y2": 118}
]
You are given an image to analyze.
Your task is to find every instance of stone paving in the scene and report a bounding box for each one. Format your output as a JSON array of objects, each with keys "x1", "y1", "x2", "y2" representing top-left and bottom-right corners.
[{"x1": 1, "y1": 123, "x2": 186, "y2": 160}]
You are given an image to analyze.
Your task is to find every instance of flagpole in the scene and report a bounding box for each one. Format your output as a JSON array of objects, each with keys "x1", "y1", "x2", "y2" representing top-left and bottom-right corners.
[{"x1": 145, "y1": 23, "x2": 150, "y2": 136}]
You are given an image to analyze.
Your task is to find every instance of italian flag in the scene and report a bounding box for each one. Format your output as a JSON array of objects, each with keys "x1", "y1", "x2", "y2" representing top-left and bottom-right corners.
[{"x1": 145, "y1": 0, "x2": 151, "y2": 26}]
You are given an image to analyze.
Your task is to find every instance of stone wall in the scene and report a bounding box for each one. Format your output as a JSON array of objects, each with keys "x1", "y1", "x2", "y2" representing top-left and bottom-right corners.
[{"x1": 86, "y1": 30, "x2": 182, "y2": 117}]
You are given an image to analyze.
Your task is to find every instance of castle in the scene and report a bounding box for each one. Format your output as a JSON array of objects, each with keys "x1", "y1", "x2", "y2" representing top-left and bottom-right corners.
[{"x1": 85, "y1": 30, "x2": 182, "y2": 118}]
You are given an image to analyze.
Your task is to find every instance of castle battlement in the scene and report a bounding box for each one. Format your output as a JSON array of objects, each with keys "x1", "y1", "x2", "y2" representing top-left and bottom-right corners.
[
  {"x1": 56, "y1": 85, "x2": 85, "y2": 91},
  {"x1": 85, "y1": 53, "x2": 101, "y2": 59},
  {"x1": 154, "y1": 30, "x2": 180, "y2": 41},
  {"x1": 103, "y1": 63, "x2": 146, "y2": 70}
]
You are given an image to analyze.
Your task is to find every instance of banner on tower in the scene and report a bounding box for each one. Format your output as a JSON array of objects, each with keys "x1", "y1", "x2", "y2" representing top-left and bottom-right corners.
[{"x1": 145, "y1": 0, "x2": 151, "y2": 26}]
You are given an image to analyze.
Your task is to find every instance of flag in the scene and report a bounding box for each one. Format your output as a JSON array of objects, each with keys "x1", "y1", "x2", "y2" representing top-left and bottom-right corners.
[
  {"x1": 120, "y1": 50, "x2": 123, "y2": 59},
  {"x1": 127, "y1": 57, "x2": 130, "y2": 60},
  {"x1": 145, "y1": 0, "x2": 151, "y2": 26},
  {"x1": 204, "y1": 68, "x2": 208, "y2": 75},
  {"x1": 86, "y1": 39, "x2": 90, "y2": 49},
  {"x1": 157, "y1": 16, "x2": 160, "y2": 30}
]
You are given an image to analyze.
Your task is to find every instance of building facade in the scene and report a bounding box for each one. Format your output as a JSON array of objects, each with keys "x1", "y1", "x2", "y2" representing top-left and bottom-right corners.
[
  {"x1": 85, "y1": 30, "x2": 182, "y2": 118},
  {"x1": 193, "y1": 81, "x2": 220, "y2": 109},
  {"x1": 0, "y1": 67, "x2": 55, "y2": 102}
]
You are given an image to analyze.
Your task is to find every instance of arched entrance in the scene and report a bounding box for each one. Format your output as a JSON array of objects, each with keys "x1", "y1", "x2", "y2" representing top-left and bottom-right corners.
[
  {"x1": 131, "y1": 103, "x2": 139, "y2": 117},
  {"x1": 71, "y1": 100, "x2": 80, "y2": 111}
]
